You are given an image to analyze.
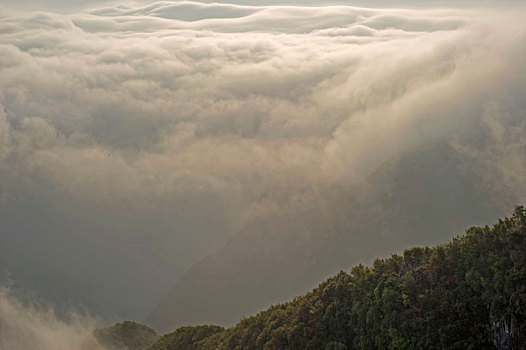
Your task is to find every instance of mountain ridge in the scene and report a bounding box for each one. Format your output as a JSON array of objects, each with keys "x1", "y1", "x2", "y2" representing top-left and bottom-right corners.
[{"x1": 145, "y1": 205, "x2": 525, "y2": 349}]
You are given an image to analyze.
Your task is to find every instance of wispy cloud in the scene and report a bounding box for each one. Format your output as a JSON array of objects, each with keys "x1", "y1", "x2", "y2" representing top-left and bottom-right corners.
[{"x1": 0, "y1": 288, "x2": 105, "y2": 350}]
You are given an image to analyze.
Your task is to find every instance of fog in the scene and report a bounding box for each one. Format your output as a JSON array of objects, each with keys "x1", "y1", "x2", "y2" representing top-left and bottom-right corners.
[
  {"x1": 0, "y1": 287, "x2": 105, "y2": 350},
  {"x1": 1, "y1": 0, "x2": 525, "y2": 341}
]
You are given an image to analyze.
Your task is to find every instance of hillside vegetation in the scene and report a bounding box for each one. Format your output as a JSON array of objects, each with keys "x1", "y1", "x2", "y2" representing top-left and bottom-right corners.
[
  {"x1": 147, "y1": 206, "x2": 526, "y2": 350},
  {"x1": 94, "y1": 321, "x2": 159, "y2": 350}
]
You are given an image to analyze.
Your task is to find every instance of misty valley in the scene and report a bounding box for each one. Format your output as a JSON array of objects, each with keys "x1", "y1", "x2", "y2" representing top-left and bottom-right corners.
[
  {"x1": 2, "y1": 207, "x2": 525, "y2": 349},
  {"x1": 0, "y1": 0, "x2": 525, "y2": 349}
]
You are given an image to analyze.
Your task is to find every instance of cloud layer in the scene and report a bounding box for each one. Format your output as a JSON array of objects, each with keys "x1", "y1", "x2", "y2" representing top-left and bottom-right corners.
[{"x1": 1, "y1": 0, "x2": 526, "y2": 323}]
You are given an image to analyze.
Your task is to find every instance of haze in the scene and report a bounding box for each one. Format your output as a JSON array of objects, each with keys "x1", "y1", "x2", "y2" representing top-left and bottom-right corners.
[{"x1": 0, "y1": 0, "x2": 525, "y2": 347}]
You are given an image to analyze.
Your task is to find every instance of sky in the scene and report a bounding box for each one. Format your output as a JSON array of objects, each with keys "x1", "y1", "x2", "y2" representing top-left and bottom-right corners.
[{"x1": 0, "y1": 0, "x2": 525, "y2": 347}]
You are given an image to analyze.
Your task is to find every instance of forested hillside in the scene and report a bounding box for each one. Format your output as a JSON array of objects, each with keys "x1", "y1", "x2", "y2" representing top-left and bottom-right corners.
[
  {"x1": 147, "y1": 206, "x2": 526, "y2": 350},
  {"x1": 94, "y1": 321, "x2": 159, "y2": 350}
]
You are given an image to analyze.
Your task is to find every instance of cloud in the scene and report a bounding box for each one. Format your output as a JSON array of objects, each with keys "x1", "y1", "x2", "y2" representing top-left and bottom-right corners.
[
  {"x1": 0, "y1": 287, "x2": 105, "y2": 350},
  {"x1": 0, "y1": 0, "x2": 525, "y2": 321}
]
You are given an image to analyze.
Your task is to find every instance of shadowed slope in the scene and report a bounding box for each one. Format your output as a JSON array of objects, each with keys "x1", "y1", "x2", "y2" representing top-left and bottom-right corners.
[{"x1": 148, "y1": 142, "x2": 501, "y2": 331}]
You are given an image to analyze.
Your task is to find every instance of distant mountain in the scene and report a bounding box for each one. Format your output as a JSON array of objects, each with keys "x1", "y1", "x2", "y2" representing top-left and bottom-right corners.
[
  {"x1": 148, "y1": 141, "x2": 505, "y2": 332},
  {"x1": 147, "y1": 206, "x2": 526, "y2": 349}
]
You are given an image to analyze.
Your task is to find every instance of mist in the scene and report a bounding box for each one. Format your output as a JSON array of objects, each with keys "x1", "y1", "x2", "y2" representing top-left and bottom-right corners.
[
  {"x1": 1, "y1": 0, "x2": 525, "y2": 339},
  {"x1": 0, "y1": 287, "x2": 105, "y2": 350}
]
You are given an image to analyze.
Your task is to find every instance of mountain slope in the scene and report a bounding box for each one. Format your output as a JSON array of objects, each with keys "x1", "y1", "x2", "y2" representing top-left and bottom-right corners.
[
  {"x1": 148, "y1": 206, "x2": 526, "y2": 350},
  {"x1": 148, "y1": 141, "x2": 502, "y2": 331}
]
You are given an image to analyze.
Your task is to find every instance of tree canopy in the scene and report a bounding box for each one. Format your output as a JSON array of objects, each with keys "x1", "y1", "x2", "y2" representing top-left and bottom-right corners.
[{"x1": 94, "y1": 321, "x2": 159, "y2": 350}]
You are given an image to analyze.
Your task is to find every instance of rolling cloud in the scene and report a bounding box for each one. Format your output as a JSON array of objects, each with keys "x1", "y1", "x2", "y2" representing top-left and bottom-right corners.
[{"x1": 1, "y1": 0, "x2": 525, "y2": 328}]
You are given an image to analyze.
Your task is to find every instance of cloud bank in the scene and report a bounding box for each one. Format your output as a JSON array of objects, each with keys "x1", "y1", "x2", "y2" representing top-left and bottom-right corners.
[{"x1": 1, "y1": 0, "x2": 525, "y2": 323}]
